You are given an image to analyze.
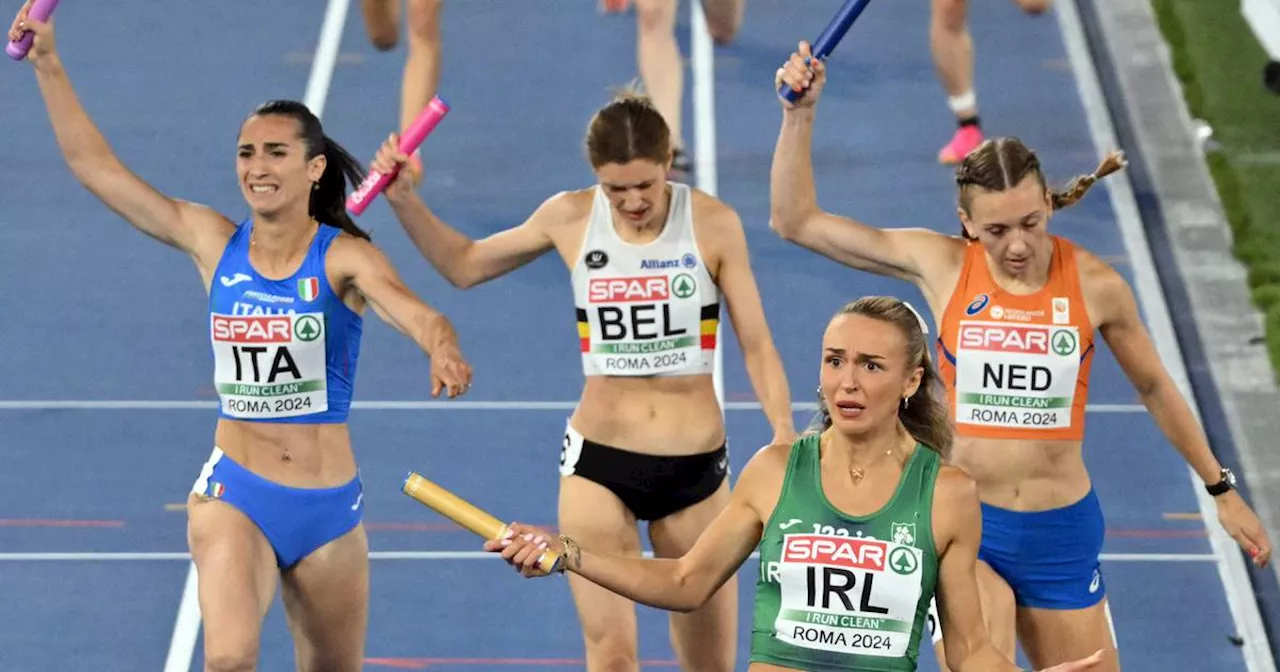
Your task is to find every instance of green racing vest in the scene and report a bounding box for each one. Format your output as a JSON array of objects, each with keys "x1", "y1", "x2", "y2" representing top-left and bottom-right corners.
[{"x1": 750, "y1": 432, "x2": 942, "y2": 671}]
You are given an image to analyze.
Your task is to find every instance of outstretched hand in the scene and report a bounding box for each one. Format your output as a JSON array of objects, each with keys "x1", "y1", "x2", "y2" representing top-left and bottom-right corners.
[
  {"x1": 483, "y1": 522, "x2": 570, "y2": 578},
  {"x1": 428, "y1": 340, "x2": 472, "y2": 399},
  {"x1": 1216, "y1": 490, "x2": 1273, "y2": 568}
]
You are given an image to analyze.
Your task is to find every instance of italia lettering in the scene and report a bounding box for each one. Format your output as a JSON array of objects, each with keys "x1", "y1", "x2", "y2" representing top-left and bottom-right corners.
[
  {"x1": 804, "y1": 567, "x2": 890, "y2": 614},
  {"x1": 232, "y1": 302, "x2": 294, "y2": 316},
  {"x1": 231, "y1": 345, "x2": 302, "y2": 384},
  {"x1": 981, "y1": 363, "x2": 1052, "y2": 391},
  {"x1": 598, "y1": 305, "x2": 687, "y2": 341}
]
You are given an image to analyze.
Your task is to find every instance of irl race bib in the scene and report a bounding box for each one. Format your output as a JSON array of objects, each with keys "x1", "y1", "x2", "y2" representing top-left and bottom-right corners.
[
  {"x1": 953, "y1": 321, "x2": 1081, "y2": 430},
  {"x1": 210, "y1": 312, "x2": 328, "y2": 418},
  {"x1": 774, "y1": 534, "x2": 924, "y2": 658}
]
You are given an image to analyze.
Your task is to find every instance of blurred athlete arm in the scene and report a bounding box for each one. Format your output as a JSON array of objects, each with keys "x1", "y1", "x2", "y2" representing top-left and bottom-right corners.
[
  {"x1": 706, "y1": 201, "x2": 796, "y2": 443},
  {"x1": 933, "y1": 467, "x2": 1047, "y2": 671},
  {"x1": 384, "y1": 187, "x2": 564, "y2": 289},
  {"x1": 371, "y1": 135, "x2": 565, "y2": 289},
  {"x1": 1089, "y1": 254, "x2": 1272, "y2": 567},
  {"x1": 20, "y1": 12, "x2": 233, "y2": 265},
  {"x1": 330, "y1": 235, "x2": 473, "y2": 397},
  {"x1": 488, "y1": 443, "x2": 789, "y2": 611},
  {"x1": 768, "y1": 44, "x2": 961, "y2": 289}
]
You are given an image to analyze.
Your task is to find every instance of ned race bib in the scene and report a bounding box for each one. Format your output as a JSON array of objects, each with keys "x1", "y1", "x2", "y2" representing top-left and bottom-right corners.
[{"x1": 953, "y1": 321, "x2": 1081, "y2": 430}]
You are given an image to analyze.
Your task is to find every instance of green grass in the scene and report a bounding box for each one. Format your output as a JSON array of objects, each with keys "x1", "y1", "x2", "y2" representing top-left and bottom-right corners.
[{"x1": 1147, "y1": 0, "x2": 1280, "y2": 376}]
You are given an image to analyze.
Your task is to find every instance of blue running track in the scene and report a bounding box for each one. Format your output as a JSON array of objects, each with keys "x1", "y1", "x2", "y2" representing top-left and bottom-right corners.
[{"x1": 0, "y1": 1, "x2": 1263, "y2": 669}]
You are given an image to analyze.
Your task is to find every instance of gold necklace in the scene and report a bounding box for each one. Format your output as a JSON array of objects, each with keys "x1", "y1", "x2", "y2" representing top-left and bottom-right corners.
[
  {"x1": 849, "y1": 447, "x2": 893, "y2": 484},
  {"x1": 826, "y1": 434, "x2": 895, "y2": 484}
]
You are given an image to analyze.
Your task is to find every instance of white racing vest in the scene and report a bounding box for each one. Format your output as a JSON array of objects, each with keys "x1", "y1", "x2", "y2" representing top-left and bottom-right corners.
[{"x1": 570, "y1": 183, "x2": 720, "y2": 377}]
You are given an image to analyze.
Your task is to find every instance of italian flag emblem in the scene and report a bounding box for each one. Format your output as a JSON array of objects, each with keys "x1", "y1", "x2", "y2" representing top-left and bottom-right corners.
[{"x1": 298, "y1": 277, "x2": 319, "y2": 302}]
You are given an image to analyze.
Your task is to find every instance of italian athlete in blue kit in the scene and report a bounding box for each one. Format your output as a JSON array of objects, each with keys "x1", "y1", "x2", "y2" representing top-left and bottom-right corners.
[{"x1": 11, "y1": 5, "x2": 473, "y2": 670}]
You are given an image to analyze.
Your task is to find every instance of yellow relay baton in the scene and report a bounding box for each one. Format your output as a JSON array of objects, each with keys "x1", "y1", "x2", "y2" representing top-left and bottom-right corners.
[{"x1": 401, "y1": 471, "x2": 562, "y2": 575}]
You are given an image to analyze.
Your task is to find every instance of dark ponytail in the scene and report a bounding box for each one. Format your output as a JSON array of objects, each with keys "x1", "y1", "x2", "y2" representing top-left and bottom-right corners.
[
  {"x1": 246, "y1": 100, "x2": 372, "y2": 241},
  {"x1": 312, "y1": 135, "x2": 371, "y2": 241}
]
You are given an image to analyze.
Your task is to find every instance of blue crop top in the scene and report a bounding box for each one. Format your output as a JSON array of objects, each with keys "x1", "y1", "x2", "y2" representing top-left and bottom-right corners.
[{"x1": 207, "y1": 220, "x2": 363, "y2": 424}]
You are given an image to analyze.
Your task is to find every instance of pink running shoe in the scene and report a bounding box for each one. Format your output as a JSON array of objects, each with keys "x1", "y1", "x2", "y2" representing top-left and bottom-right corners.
[{"x1": 938, "y1": 124, "x2": 984, "y2": 165}]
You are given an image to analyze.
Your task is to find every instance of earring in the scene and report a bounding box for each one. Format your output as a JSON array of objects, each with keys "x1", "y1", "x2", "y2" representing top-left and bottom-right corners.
[{"x1": 902, "y1": 396, "x2": 910, "y2": 410}]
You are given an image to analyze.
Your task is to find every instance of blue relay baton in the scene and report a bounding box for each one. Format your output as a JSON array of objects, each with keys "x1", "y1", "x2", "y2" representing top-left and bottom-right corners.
[{"x1": 778, "y1": 0, "x2": 876, "y2": 103}]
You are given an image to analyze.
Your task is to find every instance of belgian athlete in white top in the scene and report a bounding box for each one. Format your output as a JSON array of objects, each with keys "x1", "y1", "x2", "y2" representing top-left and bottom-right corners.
[{"x1": 370, "y1": 90, "x2": 796, "y2": 672}]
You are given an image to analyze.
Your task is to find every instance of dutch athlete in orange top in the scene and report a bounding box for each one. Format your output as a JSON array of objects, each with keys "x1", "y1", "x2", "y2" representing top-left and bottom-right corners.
[
  {"x1": 368, "y1": 89, "x2": 796, "y2": 671},
  {"x1": 767, "y1": 41, "x2": 1272, "y2": 672}
]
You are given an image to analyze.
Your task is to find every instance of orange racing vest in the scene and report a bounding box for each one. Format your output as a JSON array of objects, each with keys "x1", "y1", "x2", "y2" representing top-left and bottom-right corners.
[{"x1": 935, "y1": 236, "x2": 1095, "y2": 441}]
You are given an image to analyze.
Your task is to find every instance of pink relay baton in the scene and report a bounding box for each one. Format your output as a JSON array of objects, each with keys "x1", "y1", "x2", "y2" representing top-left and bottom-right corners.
[
  {"x1": 346, "y1": 96, "x2": 451, "y2": 215},
  {"x1": 7, "y1": 0, "x2": 59, "y2": 60}
]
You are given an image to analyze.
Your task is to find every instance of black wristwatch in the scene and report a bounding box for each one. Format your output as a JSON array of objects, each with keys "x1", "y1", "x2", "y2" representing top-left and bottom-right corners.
[{"x1": 1206, "y1": 468, "x2": 1237, "y2": 497}]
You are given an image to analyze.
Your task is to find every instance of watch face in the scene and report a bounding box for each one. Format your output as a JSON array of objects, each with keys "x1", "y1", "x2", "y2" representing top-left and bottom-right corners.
[{"x1": 1225, "y1": 469, "x2": 1237, "y2": 487}]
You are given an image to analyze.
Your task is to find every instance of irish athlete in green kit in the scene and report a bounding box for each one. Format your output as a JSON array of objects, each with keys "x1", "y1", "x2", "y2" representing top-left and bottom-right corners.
[
  {"x1": 487, "y1": 296, "x2": 1102, "y2": 672},
  {"x1": 749, "y1": 427, "x2": 940, "y2": 669}
]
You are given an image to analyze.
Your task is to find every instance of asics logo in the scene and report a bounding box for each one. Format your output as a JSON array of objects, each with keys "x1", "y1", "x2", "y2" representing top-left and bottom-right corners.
[{"x1": 220, "y1": 273, "x2": 253, "y2": 287}]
